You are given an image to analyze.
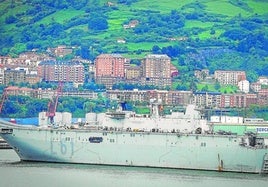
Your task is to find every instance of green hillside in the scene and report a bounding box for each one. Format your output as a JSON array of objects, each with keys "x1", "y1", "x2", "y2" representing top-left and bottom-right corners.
[{"x1": 1, "y1": 0, "x2": 268, "y2": 79}]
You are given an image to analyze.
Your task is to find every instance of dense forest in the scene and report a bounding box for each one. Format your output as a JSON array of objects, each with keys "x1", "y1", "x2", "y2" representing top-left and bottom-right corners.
[{"x1": 1, "y1": 0, "x2": 268, "y2": 81}]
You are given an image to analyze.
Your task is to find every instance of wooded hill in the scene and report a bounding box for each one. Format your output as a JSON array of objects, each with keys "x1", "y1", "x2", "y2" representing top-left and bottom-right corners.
[{"x1": 1, "y1": 0, "x2": 268, "y2": 81}]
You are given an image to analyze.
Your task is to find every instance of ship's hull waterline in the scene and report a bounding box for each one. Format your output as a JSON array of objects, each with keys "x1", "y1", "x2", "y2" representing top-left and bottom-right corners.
[{"x1": 1, "y1": 125, "x2": 267, "y2": 174}]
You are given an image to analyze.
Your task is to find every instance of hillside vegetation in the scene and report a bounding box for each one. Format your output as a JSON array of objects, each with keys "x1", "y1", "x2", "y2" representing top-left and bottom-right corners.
[{"x1": 1, "y1": 0, "x2": 268, "y2": 81}]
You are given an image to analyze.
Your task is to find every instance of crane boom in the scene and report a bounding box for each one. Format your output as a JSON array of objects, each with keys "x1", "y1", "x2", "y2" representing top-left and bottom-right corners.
[
  {"x1": 46, "y1": 82, "x2": 63, "y2": 124},
  {"x1": 0, "y1": 89, "x2": 8, "y2": 114}
]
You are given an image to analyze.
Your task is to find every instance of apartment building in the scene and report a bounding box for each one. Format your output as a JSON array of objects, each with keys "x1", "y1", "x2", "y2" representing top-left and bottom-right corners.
[
  {"x1": 258, "y1": 89, "x2": 268, "y2": 105},
  {"x1": 168, "y1": 91, "x2": 193, "y2": 106},
  {"x1": 4, "y1": 69, "x2": 26, "y2": 85},
  {"x1": 246, "y1": 94, "x2": 258, "y2": 107},
  {"x1": 238, "y1": 79, "x2": 250, "y2": 93},
  {"x1": 194, "y1": 69, "x2": 209, "y2": 80},
  {"x1": 258, "y1": 76, "x2": 268, "y2": 85},
  {"x1": 95, "y1": 54, "x2": 129, "y2": 89},
  {"x1": 47, "y1": 46, "x2": 73, "y2": 57},
  {"x1": 125, "y1": 66, "x2": 141, "y2": 80},
  {"x1": 38, "y1": 60, "x2": 85, "y2": 86},
  {"x1": 194, "y1": 92, "x2": 221, "y2": 108},
  {"x1": 232, "y1": 94, "x2": 247, "y2": 108},
  {"x1": 250, "y1": 82, "x2": 261, "y2": 93},
  {"x1": 0, "y1": 56, "x2": 12, "y2": 66},
  {"x1": 4, "y1": 86, "x2": 39, "y2": 98},
  {"x1": 106, "y1": 89, "x2": 148, "y2": 103},
  {"x1": 220, "y1": 93, "x2": 258, "y2": 108},
  {"x1": 141, "y1": 54, "x2": 172, "y2": 88},
  {"x1": 26, "y1": 73, "x2": 41, "y2": 85},
  {"x1": 214, "y1": 70, "x2": 246, "y2": 85},
  {"x1": 0, "y1": 65, "x2": 4, "y2": 84},
  {"x1": 1, "y1": 53, "x2": 51, "y2": 68},
  {"x1": 107, "y1": 90, "x2": 193, "y2": 106},
  {"x1": 147, "y1": 90, "x2": 169, "y2": 104}
]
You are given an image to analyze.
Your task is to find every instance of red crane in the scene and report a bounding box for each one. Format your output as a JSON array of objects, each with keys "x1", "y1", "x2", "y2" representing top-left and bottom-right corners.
[
  {"x1": 0, "y1": 88, "x2": 8, "y2": 114},
  {"x1": 46, "y1": 82, "x2": 63, "y2": 124}
]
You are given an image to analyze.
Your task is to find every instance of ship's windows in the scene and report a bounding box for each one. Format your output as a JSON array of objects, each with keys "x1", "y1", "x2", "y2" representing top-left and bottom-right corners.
[
  {"x1": 110, "y1": 139, "x2": 115, "y2": 143},
  {"x1": 52, "y1": 138, "x2": 59, "y2": 142},
  {"x1": 130, "y1": 133, "x2": 135, "y2": 137},
  {"x1": 103, "y1": 132, "x2": 107, "y2": 136},
  {"x1": 89, "y1": 137, "x2": 103, "y2": 143},
  {"x1": 201, "y1": 142, "x2": 206, "y2": 147},
  {"x1": 1, "y1": 128, "x2": 13, "y2": 134},
  {"x1": 65, "y1": 137, "x2": 70, "y2": 141}
]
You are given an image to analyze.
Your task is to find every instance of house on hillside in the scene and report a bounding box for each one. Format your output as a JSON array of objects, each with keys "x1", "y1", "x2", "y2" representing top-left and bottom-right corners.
[{"x1": 123, "y1": 20, "x2": 139, "y2": 29}]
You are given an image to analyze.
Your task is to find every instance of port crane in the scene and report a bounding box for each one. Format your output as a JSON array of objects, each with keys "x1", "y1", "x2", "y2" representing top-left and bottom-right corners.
[
  {"x1": 0, "y1": 88, "x2": 8, "y2": 114},
  {"x1": 46, "y1": 82, "x2": 63, "y2": 124}
]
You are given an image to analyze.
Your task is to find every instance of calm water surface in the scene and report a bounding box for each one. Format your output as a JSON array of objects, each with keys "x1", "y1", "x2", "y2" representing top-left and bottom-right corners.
[{"x1": 0, "y1": 149, "x2": 267, "y2": 187}]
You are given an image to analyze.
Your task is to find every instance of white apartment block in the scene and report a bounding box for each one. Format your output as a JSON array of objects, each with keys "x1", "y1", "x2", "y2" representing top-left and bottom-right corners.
[
  {"x1": 258, "y1": 76, "x2": 268, "y2": 85},
  {"x1": 238, "y1": 80, "x2": 249, "y2": 93},
  {"x1": 250, "y1": 82, "x2": 262, "y2": 92},
  {"x1": 214, "y1": 70, "x2": 246, "y2": 85},
  {"x1": 0, "y1": 66, "x2": 4, "y2": 84}
]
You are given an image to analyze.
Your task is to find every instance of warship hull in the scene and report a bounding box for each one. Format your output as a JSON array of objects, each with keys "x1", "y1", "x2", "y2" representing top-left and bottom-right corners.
[{"x1": 1, "y1": 123, "x2": 268, "y2": 174}]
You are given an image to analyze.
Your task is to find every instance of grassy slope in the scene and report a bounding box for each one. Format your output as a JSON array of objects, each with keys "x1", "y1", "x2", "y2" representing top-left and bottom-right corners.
[
  {"x1": 205, "y1": 1, "x2": 249, "y2": 17},
  {"x1": 1, "y1": 0, "x2": 268, "y2": 57},
  {"x1": 38, "y1": 9, "x2": 85, "y2": 25},
  {"x1": 105, "y1": 0, "x2": 268, "y2": 57}
]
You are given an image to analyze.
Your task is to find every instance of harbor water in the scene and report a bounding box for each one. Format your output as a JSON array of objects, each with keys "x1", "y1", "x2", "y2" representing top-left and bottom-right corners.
[{"x1": 0, "y1": 149, "x2": 267, "y2": 187}]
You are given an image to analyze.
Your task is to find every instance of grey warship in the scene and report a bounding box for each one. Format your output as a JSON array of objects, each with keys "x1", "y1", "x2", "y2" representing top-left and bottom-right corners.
[{"x1": 0, "y1": 101, "x2": 268, "y2": 174}]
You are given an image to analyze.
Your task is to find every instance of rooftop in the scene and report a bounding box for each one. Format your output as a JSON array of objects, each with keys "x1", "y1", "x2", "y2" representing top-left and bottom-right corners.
[
  {"x1": 38, "y1": 60, "x2": 83, "y2": 66},
  {"x1": 146, "y1": 54, "x2": 170, "y2": 59}
]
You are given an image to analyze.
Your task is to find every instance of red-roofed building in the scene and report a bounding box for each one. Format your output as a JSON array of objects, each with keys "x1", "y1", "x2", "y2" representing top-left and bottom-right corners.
[
  {"x1": 4, "y1": 86, "x2": 39, "y2": 98},
  {"x1": 95, "y1": 54, "x2": 129, "y2": 89}
]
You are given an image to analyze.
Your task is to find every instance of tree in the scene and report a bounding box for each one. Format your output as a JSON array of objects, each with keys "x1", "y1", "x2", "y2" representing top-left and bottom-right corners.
[
  {"x1": 190, "y1": 80, "x2": 197, "y2": 92},
  {"x1": 80, "y1": 45, "x2": 90, "y2": 59},
  {"x1": 222, "y1": 29, "x2": 247, "y2": 41},
  {"x1": 201, "y1": 85, "x2": 209, "y2": 92},
  {"x1": 152, "y1": 45, "x2": 161, "y2": 54},
  {"x1": 88, "y1": 17, "x2": 108, "y2": 31},
  {"x1": 118, "y1": 0, "x2": 137, "y2": 5},
  {"x1": 130, "y1": 59, "x2": 141, "y2": 66},
  {"x1": 83, "y1": 101, "x2": 96, "y2": 113},
  {"x1": 210, "y1": 29, "x2": 215, "y2": 35},
  {"x1": 5, "y1": 15, "x2": 17, "y2": 24},
  {"x1": 214, "y1": 81, "x2": 221, "y2": 91}
]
